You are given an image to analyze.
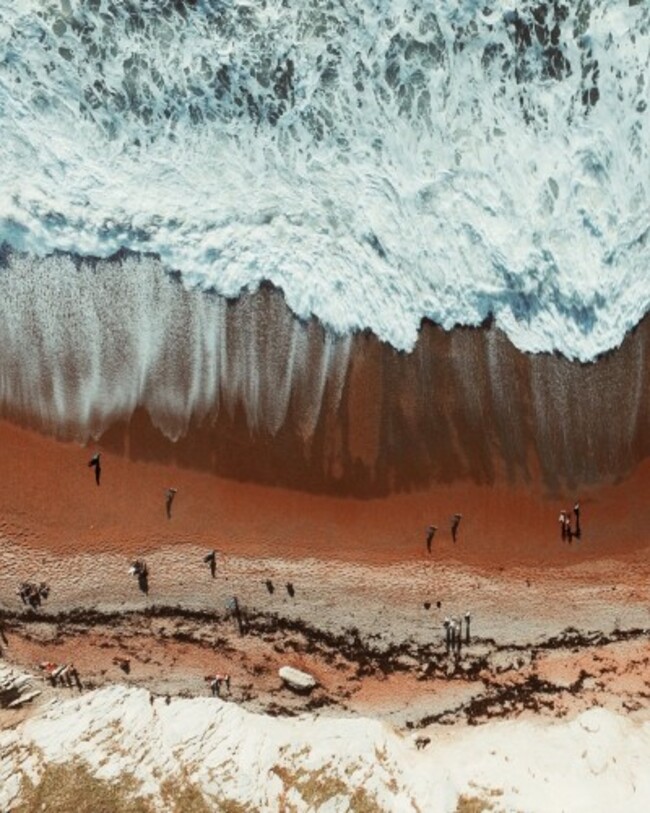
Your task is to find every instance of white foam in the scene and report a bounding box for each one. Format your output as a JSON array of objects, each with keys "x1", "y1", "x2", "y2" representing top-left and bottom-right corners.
[
  {"x1": 0, "y1": 0, "x2": 648, "y2": 360},
  {"x1": 0, "y1": 252, "x2": 353, "y2": 439}
]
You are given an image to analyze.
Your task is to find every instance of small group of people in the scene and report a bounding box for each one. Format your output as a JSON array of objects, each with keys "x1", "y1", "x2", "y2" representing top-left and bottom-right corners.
[
  {"x1": 39, "y1": 661, "x2": 80, "y2": 688},
  {"x1": 122, "y1": 550, "x2": 220, "y2": 599},
  {"x1": 559, "y1": 502, "x2": 581, "y2": 541},
  {"x1": 426, "y1": 513, "x2": 463, "y2": 552},
  {"x1": 443, "y1": 612, "x2": 471, "y2": 655},
  {"x1": 17, "y1": 581, "x2": 49, "y2": 609},
  {"x1": 206, "y1": 672, "x2": 231, "y2": 697}
]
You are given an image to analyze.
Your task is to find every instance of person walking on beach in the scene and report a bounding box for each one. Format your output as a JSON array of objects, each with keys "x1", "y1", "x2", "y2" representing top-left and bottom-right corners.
[
  {"x1": 451, "y1": 514, "x2": 462, "y2": 543},
  {"x1": 564, "y1": 512, "x2": 572, "y2": 542},
  {"x1": 88, "y1": 453, "x2": 101, "y2": 486},
  {"x1": 426, "y1": 525, "x2": 437, "y2": 554},
  {"x1": 449, "y1": 618, "x2": 457, "y2": 652},
  {"x1": 454, "y1": 618, "x2": 463, "y2": 655},
  {"x1": 573, "y1": 502, "x2": 581, "y2": 538},
  {"x1": 165, "y1": 487, "x2": 177, "y2": 519},
  {"x1": 227, "y1": 595, "x2": 245, "y2": 636},
  {"x1": 559, "y1": 510, "x2": 567, "y2": 540},
  {"x1": 443, "y1": 617, "x2": 451, "y2": 653},
  {"x1": 130, "y1": 560, "x2": 149, "y2": 593},
  {"x1": 464, "y1": 611, "x2": 471, "y2": 645},
  {"x1": 204, "y1": 550, "x2": 217, "y2": 578}
]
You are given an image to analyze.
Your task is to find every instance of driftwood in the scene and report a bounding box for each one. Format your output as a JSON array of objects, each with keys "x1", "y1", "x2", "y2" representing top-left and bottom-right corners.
[
  {"x1": 8, "y1": 690, "x2": 42, "y2": 709},
  {"x1": 0, "y1": 666, "x2": 39, "y2": 709}
]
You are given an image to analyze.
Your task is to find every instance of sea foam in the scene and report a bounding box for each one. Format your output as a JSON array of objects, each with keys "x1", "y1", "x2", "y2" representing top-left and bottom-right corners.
[{"x1": 0, "y1": 0, "x2": 648, "y2": 360}]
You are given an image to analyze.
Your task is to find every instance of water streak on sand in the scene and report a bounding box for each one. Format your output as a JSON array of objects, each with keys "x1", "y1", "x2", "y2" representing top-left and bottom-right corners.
[{"x1": 0, "y1": 252, "x2": 648, "y2": 494}]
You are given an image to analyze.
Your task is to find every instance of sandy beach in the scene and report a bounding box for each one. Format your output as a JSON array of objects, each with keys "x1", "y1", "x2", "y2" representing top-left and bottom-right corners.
[
  {"x1": 2, "y1": 417, "x2": 650, "y2": 737},
  {"x1": 1, "y1": 0, "x2": 648, "y2": 805}
]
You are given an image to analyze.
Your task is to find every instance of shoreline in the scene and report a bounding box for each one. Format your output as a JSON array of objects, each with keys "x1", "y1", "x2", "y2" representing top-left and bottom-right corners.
[{"x1": 2, "y1": 252, "x2": 649, "y2": 497}]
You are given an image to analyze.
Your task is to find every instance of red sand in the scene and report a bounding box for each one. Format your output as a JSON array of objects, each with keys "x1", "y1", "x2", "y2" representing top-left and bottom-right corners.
[
  {"x1": 2, "y1": 416, "x2": 650, "y2": 729},
  {"x1": 1, "y1": 417, "x2": 649, "y2": 569}
]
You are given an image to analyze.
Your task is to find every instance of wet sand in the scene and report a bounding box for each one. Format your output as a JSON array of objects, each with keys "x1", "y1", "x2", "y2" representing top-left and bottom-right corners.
[
  {"x1": 2, "y1": 255, "x2": 650, "y2": 499},
  {"x1": 2, "y1": 416, "x2": 650, "y2": 567}
]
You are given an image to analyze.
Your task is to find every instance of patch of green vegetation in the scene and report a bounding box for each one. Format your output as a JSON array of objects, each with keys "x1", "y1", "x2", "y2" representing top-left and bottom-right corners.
[
  {"x1": 349, "y1": 785, "x2": 384, "y2": 812},
  {"x1": 161, "y1": 776, "x2": 256, "y2": 813},
  {"x1": 455, "y1": 794, "x2": 495, "y2": 813},
  {"x1": 270, "y1": 762, "x2": 386, "y2": 812},
  {"x1": 160, "y1": 777, "x2": 213, "y2": 813},
  {"x1": 14, "y1": 760, "x2": 257, "y2": 813},
  {"x1": 271, "y1": 763, "x2": 348, "y2": 808},
  {"x1": 214, "y1": 798, "x2": 257, "y2": 813},
  {"x1": 13, "y1": 760, "x2": 153, "y2": 813}
]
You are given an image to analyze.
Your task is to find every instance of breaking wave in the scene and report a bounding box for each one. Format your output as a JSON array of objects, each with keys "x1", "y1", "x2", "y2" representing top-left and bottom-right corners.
[
  {"x1": 0, "y1": 0, "x2": 648, "y2": 360},
  {"x1": 0, "y1": 250, "x2": 648, "y2": 494}
]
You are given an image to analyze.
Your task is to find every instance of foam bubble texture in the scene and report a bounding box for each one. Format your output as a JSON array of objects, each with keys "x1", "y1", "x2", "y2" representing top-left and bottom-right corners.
[
  {"x1": 0, "y1": 252, "x2": 351, "y2": 440},
  {"x1": 0, "y1": 0, "x2": 648, "y2": 360}
]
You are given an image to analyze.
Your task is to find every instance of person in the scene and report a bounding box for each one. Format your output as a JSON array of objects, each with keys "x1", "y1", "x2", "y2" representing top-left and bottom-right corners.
[
  {"x1": 165, "y1": 487, "x2": 178, "y2": 519},
  {"x1": 69, "y1": 663, "x2": 82, "y2": 690},
  {"x1": 451, "y1": 514, "x2": 462, "y2": 543},
  {"x1": 88, "y1": 453, "x2": 101, "y2": 486},
  {"x1": 443, "y1": 617, "x2": 451, "y2": 652},
  {"x1": 204, "y1": 550, "x2": 217, "y2": 578},
  {"x1": 559, "y1": 510, "x2": 567, "y2": 540},
  {"x1": 113, "y1": 657, "x2": 130, "y2": 673},
  {"x1": 464, "y1": 611, "x2": 471, "y2": 644},
  {"x1": 426, "y1": 525, "x2": 437, "y2": 554},
  {"x1": 227, "y1": 596, "x2": 244, "y2": 636},
  {"x1": 130, "y1": 560, "x2": 149, "y2": 593},
  {"x1": 574, "y1": 502, "x2": 581, "y2": 538},
  {"x1": 564, "y1": 513, "x2": 572, "y2": 542},
  {"x1": 17, "y1": 583, "x2": 30, "y2": 605},
  {"x1": 210, "y1": 677, "x2": 220, "y2": 697}
]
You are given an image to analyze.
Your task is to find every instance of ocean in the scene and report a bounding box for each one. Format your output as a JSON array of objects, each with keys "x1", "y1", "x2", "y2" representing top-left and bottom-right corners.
[{"x1": 0, "y1": 0, "x2": 648, "y2": 489}]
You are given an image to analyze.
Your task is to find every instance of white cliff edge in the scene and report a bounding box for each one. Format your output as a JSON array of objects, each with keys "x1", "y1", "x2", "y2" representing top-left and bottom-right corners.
[{"x1": 2, "y1": 683, "x2": 650, "y2": 812}]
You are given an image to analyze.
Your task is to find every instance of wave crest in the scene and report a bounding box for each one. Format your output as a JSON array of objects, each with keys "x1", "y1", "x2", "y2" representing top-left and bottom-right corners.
[{"x1": 0, "y1": 0, "x2": 648, "y2": 359}]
